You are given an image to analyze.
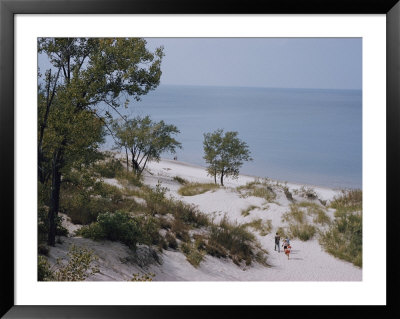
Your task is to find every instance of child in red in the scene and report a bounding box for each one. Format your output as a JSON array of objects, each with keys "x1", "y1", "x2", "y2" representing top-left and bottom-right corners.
[{"x1": 283, "y1": 239, "x2": 291, "y2": 260}]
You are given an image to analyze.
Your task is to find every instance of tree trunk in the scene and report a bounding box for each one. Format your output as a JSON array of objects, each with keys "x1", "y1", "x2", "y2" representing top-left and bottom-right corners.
[
  {"x1": 131, "y1": 157, "x2": 140, "y2": 174},
  {"x1": 214, "y1": 173, "x2": 217, "y2": 184},
  {"x1": 48, "y1": 150, "x2": 62, "y2": 246},
  {"x1": 220, "y1": 171, "x2": 224, "y2": 186},
  {"x1": 125, "y1": 146, "x2": 129, "y2": 172}
]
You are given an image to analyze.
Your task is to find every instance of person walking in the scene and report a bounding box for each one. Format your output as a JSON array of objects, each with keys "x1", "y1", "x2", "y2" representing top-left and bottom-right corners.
[{"x1": 274, "y1": 232, "x2": 281, "y2": 252}]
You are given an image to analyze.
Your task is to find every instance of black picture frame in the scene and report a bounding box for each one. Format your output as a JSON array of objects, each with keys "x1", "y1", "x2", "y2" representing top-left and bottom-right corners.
[{"x1": 1, "y1": 0, "x2": 399, "y2": 318}]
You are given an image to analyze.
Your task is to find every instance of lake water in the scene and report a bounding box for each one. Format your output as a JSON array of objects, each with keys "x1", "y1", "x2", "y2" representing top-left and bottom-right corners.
[{"x1": 103, "y1": 85, "x2": 362, "y2": 189}]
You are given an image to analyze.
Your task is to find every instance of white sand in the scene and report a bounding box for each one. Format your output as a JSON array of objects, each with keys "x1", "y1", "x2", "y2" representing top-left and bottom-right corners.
[{"x1": 48, "y1": 158, "x2": 361, "y2": 281}]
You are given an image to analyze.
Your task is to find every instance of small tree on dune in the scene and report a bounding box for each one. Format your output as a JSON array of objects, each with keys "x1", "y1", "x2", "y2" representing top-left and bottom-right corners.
[
  {"x1": 203, "y1": 129, "x2": 252, "y2": 186},
  {"x1": 113, "y1": 115, "x2": 181, "y2": 176}
]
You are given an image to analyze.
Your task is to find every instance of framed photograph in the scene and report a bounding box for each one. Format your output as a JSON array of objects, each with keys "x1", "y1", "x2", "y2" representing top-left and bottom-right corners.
[{"x1": 1, "y1": 0, "x2": 398, "y2": 318}]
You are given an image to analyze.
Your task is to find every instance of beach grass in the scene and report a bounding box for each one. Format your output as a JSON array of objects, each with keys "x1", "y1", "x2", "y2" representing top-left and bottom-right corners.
[{"x1": 178, "y1": 182, "x2": 219, "y2": 196}]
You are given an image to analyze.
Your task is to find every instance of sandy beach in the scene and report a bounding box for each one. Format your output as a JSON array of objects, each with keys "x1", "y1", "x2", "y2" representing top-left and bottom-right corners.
[{"x1": 51, "y1": 158, "x2": 362, "y2": 281}]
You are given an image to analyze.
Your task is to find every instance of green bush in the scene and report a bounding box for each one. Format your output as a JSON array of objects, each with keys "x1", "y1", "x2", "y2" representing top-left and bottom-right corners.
[
  {"x1": 94, "y1": 157, "x2": 124, "y2": 178},
  {"x1": 38, "y1": 256, "x2": 54, "y2": 281},
  {"x1": 53, "y1": 245, "x2": 99, "y2": 281}
]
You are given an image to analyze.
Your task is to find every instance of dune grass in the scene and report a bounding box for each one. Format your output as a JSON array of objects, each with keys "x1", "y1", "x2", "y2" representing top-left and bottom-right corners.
[
  {"x1": 320, "y1": 190, "x2": 362, "y2": 267},
  {"x1": 241, "y1": 205, "x2": 258, "y2": 217},
  {"x1": 243, "y1": 219, "x2": 272, "y2": 236},
  {"x1": 178, "y1": 183, "x2": 219, "y2": 196},
  {"x1": 237, "y1": 179, "x2": 276, "y2": 202}
]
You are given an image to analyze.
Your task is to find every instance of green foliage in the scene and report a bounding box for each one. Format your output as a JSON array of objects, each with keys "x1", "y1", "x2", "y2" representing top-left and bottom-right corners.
[
  {"x1": 203, "y1": 129, "x2": 252, "y2": 186},
  {"x1": 53, "y1": 245, "x2": 100, "y2": 281},
  {"x1": 130, "y1": 273, "x2": 156, "y2": 281},
  {"x1": 112, "y1": 115, "x2": 181, "y2": 176},
  {"x1": 177, "y1": 183, "x2": 219, "y2": 196},
  {"x1": 94, "y1": 155, "x2": 124, "y2": 178},
  {"x1": 38, "y1": 256, "x2": 54, "y2": 281},
  {"x1": 320, "y1": 210, "x2": 362, "y2": 267},
  {"x1": 78, "y1": 210, "x2": 161, "y2": 250},
  {"x1": 38, "y1": 37, "x2": 164, "y2": 245},
  {"x1": 330, "y1": 189, "x2": 362, "y2": 214},
  {"x1": 207, "y1": 217, "x2": 256, "y2": 266},
  {"x1": 38, "y1": 206, "x2": 68, "y2": 239},
  {"x1": 142, "y1": 181, "x2": 168, "y2": 215}
]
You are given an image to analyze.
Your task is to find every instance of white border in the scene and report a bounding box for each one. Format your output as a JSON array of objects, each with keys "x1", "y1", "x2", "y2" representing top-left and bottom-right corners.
[{"x1": 15, "y1": 14, "x2": 386, "y2": 305}]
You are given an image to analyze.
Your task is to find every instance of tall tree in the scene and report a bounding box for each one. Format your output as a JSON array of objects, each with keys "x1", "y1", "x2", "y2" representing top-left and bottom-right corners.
[
  {"x1": 113, "y1": 115, "x2": 181, "y2": 176},
  {"x1": 203, "y1": 129, "x2": 252, "y2": 186},
  {"x1": 38, "y1": 38, "x2": 164, "y2": 245}
]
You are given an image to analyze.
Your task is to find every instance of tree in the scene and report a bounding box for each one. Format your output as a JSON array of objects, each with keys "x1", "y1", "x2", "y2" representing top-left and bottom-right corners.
[
  {"x1": 113, "y1": 115, "x2": 181, "y2": 176},
  {"x1": 203, "y1": 129, "x2": 252, "y2": 186},
  {"x1": 38, "y1": 38, "x2": 164, "y2": 246}
]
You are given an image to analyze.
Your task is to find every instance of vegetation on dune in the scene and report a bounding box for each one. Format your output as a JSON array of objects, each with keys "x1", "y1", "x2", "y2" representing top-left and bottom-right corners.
[
  {"x1": 241, "y1": 205, "x2": 258, "y2": 217},
  {"x1": 203, "y1": 129, "x2": 252, "y2": 186},
  {"x1": 177, "y1": 183, "x2": 219, "y2": 196},
  {"x1": 38, "y1": 245, "x2": 99, "y2": 281},
  {"x1": 237, "y1": 179, "x2": 276, "y2": 202},
  {"x1": 320, "y1": 190, "x2": 362, "y2": 267},
  {"x1": 38, "y1": 37, "x2": 164, "y2": 247}
]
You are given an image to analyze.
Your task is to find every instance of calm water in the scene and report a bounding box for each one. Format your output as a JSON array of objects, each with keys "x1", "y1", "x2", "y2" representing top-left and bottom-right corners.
[{"x1": 103, "y1": 85, "x2": 362, "y2": 189}]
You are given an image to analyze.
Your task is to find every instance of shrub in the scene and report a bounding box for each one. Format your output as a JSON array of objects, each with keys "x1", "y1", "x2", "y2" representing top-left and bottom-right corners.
[
  {"x1": 143, "y1": 181, "x2": 168, "y2": 215},
  {"x1": 52, "y1": 245, "x2": 100, "y2": 281},
  {"x1": 130, "y1": 273, "x2": 155, "y2": 281},
  {"x1": 207, "y1": 217, "x2": 255, "y2": 266},
  {"x1": 178, "y1": 183, "x2": 219, "y2": 196},
  {"x1": 78, "y1": 211, "x2": 151, "y2": 250},
  {"x1": 166, "y1": 200, "x2": 210, "y2": 228},
  {"x1": 283, "y1": 186, "x2": 294, "y2": 201},
  {"x1": 94, "y1": 157, "x2": 124, "y2": 178},
  {"x1": 38, "y1": 256, "x2": 53, "y2": 281},
  {"x1": 116, "y1": 170, "x2": 143, "y2": 187},
  {"x1": 38, "y1": 243, "x2": 49, "y2": 256}
]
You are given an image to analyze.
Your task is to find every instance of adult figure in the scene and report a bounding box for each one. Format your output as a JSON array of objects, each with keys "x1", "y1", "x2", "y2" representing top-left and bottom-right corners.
[{"x1": 274, "y1": 232, "x2": 280, "y2": 252}]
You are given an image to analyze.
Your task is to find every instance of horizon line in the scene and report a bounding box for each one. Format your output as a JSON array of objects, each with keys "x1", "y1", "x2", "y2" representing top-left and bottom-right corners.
[{"x1": 157, "y1": 83, "x2": 362, "y2": 91}]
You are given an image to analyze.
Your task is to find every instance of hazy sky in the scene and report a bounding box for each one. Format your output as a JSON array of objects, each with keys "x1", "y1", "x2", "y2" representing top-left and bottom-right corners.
[
  {"x1": 38, "y1": 38, "x2": 362, "y2": 90},
  {"x1": 145, "y1": 38, "x2": 362, "y2": 90}
]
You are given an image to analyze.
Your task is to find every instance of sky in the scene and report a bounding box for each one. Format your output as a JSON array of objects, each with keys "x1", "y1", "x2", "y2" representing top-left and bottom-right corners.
[
  {"x1": 144, "y1": 38, "x2": 362, "y2": 90},
  {"x1": 38, "y1": 38, "x2": 362, "y2": 90}
]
